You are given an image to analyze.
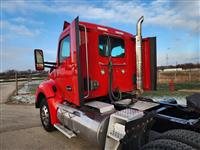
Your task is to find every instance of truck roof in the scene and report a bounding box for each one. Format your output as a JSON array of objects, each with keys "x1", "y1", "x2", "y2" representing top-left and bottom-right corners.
[
  {"x1": 61, "y1": 20, "x2": 134, "y2": 40},
  {"x1": 79, "y1": 21, "x2": 135, "y2": 38}
]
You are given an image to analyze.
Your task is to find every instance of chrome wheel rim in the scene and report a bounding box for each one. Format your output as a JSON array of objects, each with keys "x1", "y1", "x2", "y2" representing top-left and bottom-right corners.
[{"x1": 41, "y1": 105, "x2": 49, "y2": 126}]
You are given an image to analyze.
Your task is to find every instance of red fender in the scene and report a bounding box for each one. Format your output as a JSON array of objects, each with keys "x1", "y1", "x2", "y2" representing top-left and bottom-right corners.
[
  {"x1": 35, "y1": 79, "x2": 63, "y2": 124},
  {"x1": 36, "y1": 79, "x2": 55, "y2": 99}
]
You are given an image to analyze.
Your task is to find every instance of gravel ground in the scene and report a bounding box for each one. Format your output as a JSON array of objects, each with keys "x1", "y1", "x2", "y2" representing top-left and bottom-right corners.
[
  {"x1": 1, "y1": 81, "x2": 196, "y2": 150},
  {"x1": 9, "y1": 81, "x2": 41, "y2": 104},
  {"x1": 0, "y1": 81, "x2": 99, "y2": 150},
  {"x1": 150, "y1": 96, "x2": 187, "y2": 106},
  {"x1": 10, "y1": 94, "x2": 35, "y2": 104},
  {"x1": 0, "y1": 81, "x2": 25, "y2": 104},
  {"x1": 0, "y1": 104, "x2": 99, "y2": 150}
]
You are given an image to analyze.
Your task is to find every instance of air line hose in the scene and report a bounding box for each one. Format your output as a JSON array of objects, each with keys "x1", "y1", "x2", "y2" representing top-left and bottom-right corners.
[
  {"x1": 108, "y1": 57, "x2": 122, "y2": 103},
  {"x1": 107, "y1": 35, "x2": 122, "y2": 103}
]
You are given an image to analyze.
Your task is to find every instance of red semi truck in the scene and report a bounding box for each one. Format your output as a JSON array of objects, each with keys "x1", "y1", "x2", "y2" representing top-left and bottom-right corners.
[{"x1": 34, "y1": 16, "x2": 200, "y2": 150}]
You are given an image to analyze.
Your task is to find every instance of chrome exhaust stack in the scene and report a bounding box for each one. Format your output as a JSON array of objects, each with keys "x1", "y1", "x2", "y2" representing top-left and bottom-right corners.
[{"x1": 136, "y1": 16, "x2": 144, "y2": 95}]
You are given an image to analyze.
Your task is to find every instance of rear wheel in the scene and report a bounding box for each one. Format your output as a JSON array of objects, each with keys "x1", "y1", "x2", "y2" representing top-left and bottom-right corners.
[
  {"x1": 40, "y1": 99, "x2": 55, "y2": 132},
  {"x1": 153, "y1": 129, "x2": 200, "y2": 150},
  {"x1": 140, "y1": 139, "x2": 195, "y2": 150}
]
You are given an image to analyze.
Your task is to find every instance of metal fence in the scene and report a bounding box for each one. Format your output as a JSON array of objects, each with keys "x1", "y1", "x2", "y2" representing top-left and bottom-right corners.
[
  {"x1": 0, "y1": 73, "x2": 47, "y2": 95},
  {"x1": 158, "y1": 68, "x2": 200, "y2": 83}
]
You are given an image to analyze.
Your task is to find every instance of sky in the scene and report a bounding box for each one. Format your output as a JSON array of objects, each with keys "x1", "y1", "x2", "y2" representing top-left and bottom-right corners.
[{"x1": 1, "y1": 0, "x2": 200, "y2": 72}]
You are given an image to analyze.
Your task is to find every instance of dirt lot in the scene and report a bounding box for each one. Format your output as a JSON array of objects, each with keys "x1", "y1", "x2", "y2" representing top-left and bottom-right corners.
[
  {"x1": 1, "y1": 80, "x2": 199, "y2": 150},
  {"x1": 0, "y1": 82, "x2": 99, "y2": 150},
  {"x1": 158, "y1": 69, "x2": 200, "y2": 83},
  {"x1": 0, "y1": 82, "x2": 25, "y2": 104},
  {"x1": 0, "y1": 104, "x2": 98, "y2": 150}
]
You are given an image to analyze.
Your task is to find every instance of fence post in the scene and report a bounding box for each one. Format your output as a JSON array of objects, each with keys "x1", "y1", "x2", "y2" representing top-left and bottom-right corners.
[
  {"x1": 27, "y1": 74, "x2": 32, "y2": 89},
  {"x1": 158, "y1": 71, "x2": 160, "y2": 83},
  {"x1": 199, "y1": 69, "x2": 200, "y2": 81},
  {"x1": 15, "y1": 72, "x2": 18, "y2": 95},
  {"x1": 188, "y1": 69, "x2": 191, "y2": 82},
  {"x1": 28, "y1": 74, "x2": 32, "y2": 82},
  {"x1": 174, "y1": 70, "x2": 177, "y2": 82}
]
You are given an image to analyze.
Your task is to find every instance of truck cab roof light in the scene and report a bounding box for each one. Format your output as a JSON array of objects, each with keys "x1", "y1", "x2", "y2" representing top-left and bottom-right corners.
[
  {"x1": 115, "y1": 31, "x2": 124, "y2": 35},
  {"x1": 97, "y1": 26, "x2": 108, "y2": 31}
]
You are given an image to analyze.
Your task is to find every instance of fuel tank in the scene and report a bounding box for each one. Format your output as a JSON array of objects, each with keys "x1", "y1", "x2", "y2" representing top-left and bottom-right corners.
[{"x1": 57, "y1": 103, "x2": 113, "y2": 147}]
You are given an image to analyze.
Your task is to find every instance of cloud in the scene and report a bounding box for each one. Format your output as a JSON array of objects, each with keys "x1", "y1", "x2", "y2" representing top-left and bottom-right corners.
[
  {"x1": 157, "y1": 49, "x2": 200, "y2": 66},
  {"x1": 147, "y1": 0, "x2": 200, "y2": 33},
  {"x1": 0, "y1": 46, "x2": 34, "y2": 71},
  {"x1": 2, "y1": 0, "x2": 199, "y2": 33},
  {"x1": 10, "y1": 17, "x2": 44, "y2": 25},
  {"x1": 1, "y1": 20, "x2": 40, "y2": 37},
  {"x1": 1, "y1": 0, "x2": 199, "y2": 71}
]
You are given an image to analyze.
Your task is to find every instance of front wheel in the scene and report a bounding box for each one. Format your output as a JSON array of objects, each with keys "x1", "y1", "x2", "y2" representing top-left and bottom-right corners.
[{"x1": 40, "y1": 99, "x2": 55, "y2": 132}]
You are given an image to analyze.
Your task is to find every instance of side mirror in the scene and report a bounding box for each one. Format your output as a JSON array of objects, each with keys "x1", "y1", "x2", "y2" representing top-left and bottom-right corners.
[{"x1": 34, "y1": 49, "x2": 44, "y2": 71}]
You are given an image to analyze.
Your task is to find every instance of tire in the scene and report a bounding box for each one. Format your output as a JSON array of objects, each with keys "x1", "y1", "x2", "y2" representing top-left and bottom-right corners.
[
  {"x1": 140, "y1": 139, "x2": 195, "y2": 150},
  {"x1": 154, "y1": 129, "x2": 200, "y2": 150},
  {"x1": 40, "y1": 99, "x2": 55, "y2": 132}
]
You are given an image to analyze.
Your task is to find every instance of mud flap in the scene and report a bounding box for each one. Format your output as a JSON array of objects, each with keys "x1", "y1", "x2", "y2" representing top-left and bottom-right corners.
[{"x1": 121, "y1": 111, "x2": 156, "y2": 150}]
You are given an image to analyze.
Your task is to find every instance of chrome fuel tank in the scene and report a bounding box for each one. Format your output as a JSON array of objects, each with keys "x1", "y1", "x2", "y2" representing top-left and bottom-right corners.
[{"x1": 57, "y1": 104, "x2": 112, "y2": 147}]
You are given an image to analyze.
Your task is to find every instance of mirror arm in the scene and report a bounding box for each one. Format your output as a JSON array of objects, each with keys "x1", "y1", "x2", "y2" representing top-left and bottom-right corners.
[
  {"x1": 44, "y1": 61, "x2": 56, "y2": 65},
  {"x1": 43, "y1": 61, "x2": 56, "y2": 69},
  {"x1": 44, "y1": 65, "x2": 56, "y2": 69}
]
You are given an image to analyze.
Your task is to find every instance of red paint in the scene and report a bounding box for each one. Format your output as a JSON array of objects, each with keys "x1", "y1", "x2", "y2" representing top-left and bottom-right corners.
[
  {"x1": 169, "y1": 79, "x2": 175, "y2": 92},
  {"x1": 35, "y1": 79, "x2": 63, "y2": 124},
  {"x1": 35, "y1": 17, "x2": 156, "y2": 125},
  {"x1": 55, "y1": 19, "x2": 81, "y2": 106},
  {"x1": 79, "y1": 28, "x2": 135, "y2": 99},
  {"x1": 142, "y1": 38, "x2": 151, "y2": 90}
]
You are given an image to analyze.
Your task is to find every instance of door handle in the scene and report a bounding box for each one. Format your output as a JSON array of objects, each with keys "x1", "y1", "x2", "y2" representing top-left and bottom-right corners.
[{"x1": 66, "y1": 86, "x2": 72, "y2": 91}]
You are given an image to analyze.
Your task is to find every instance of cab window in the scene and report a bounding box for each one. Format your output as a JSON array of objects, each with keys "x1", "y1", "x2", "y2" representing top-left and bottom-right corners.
[
  {"x1": 59, "y1": 36, "x2": 70, "y2": 64},
  {"x1": 98, "y1": 35, "x2": 125, "y2": 57}
]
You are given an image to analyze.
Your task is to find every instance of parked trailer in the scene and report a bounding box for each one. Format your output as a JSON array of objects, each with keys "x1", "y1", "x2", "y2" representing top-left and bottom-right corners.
[{"x1": 34, "y1": 16, "x2": 200, "y2": 150}]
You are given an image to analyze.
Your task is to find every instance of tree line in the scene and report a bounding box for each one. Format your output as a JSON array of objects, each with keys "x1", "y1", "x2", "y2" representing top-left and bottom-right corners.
[
  {"x1": 0, "y1": 69, "x2": 48, "y2": 80},
  {"x1": 158, "y1": 63, "x2": 200, "y2": 70}
]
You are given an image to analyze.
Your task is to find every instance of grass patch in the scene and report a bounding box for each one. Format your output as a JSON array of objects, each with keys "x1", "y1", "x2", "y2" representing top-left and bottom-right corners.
[
  {"x1": 29, "y1": 88, "x2": 37, "y2": 95},
  {"x1": 175, "y1": 81, "x2": 200, "y2": 90},
  {"x1": 143, "y1": 81, "x2": 199, "y2": 97}
]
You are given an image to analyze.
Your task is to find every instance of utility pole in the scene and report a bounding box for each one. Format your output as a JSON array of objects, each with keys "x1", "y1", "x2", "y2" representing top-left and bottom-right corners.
[
  {"x1": 15, "y1": 72, "x2": 18, "y2": 95},
  {"x1": 166, "y1": 54, "x2": 168, "y2": 67},
  {"x1": 175, "y1": 61, "x2": 177, "y2": 81},
  {"x1": 166, "y1": 48, "x2": 170, "y2": 67}
]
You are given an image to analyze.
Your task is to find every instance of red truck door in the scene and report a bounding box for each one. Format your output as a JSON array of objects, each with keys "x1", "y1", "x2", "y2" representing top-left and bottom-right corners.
[
  {"x1": 56, "y1": 17, "x2": 83, "y2": 106},
  {"x1": 97, "y1": 35, "x2": 132, "y2": 94}
]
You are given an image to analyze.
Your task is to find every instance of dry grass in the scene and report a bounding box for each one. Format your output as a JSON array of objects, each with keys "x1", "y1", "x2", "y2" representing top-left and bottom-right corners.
[{"x1": 158, "y1": 70, "x2": 200, "y2": 83}]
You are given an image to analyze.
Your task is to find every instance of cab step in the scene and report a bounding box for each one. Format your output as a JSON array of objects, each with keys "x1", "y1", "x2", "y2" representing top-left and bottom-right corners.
[{"x1": 54, "y1": 123, "x2": 76, "y2": 138}]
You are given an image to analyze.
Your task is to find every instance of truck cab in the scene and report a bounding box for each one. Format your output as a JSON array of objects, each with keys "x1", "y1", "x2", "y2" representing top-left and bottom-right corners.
[
  {"x1": 35, "y1": 17, "x2": 156, "y2": 106},
  {"x1": 34, "y1": 17, "x2": 200, "y2": 150}
]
